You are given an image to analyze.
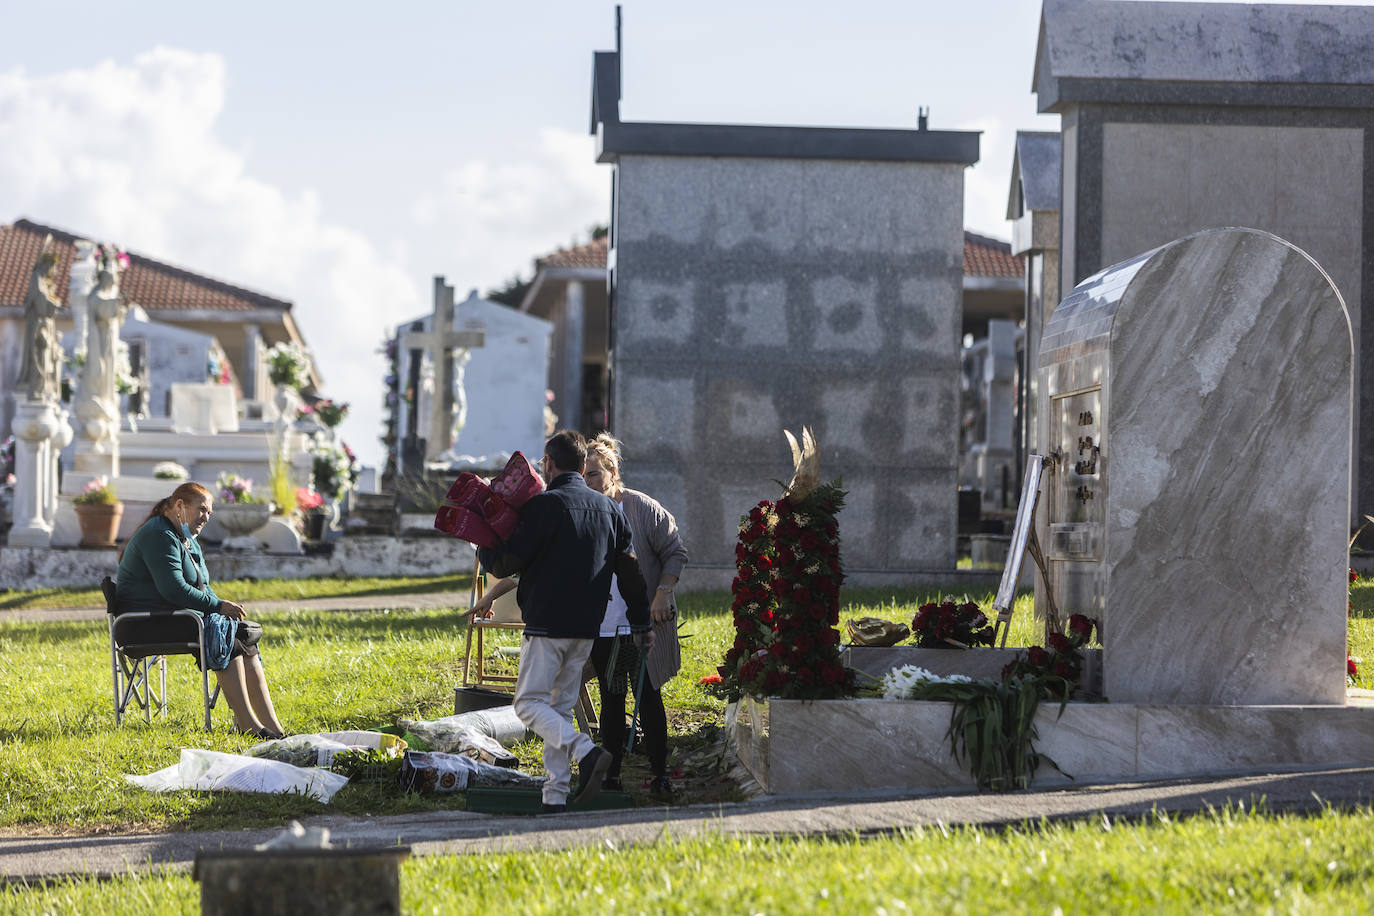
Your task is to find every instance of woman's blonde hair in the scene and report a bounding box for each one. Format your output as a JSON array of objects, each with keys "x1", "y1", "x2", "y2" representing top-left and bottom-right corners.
[{"x1": 586, "y1": 432, "x2": 624, "y2": 497}]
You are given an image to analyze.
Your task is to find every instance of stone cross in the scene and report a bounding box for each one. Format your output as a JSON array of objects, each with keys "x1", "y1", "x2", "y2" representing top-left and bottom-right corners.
[{"x1": 399, "y1": 277, "x2": 485, "y2": 464}]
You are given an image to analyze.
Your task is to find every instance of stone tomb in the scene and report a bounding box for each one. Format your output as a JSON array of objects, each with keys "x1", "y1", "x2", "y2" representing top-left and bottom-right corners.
[{"x1": 731, "y1": 229, "x2": 1373, "y2": 793}]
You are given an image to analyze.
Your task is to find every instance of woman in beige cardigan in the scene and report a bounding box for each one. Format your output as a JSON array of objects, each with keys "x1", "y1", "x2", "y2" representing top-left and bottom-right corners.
[{"x1": 582, "y1": 433, "x2": 688, "y2": 800}]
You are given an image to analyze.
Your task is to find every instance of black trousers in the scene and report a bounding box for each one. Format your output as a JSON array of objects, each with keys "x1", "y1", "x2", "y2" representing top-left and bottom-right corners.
[{"x1": 589, "y1": 635, "x2": 667, "y2": 778}]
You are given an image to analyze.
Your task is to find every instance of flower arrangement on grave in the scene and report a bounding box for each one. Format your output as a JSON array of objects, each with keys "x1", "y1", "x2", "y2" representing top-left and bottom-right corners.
[
  {"x1": 94, "y1": 243, "x2": 130, "y2": 275},
  {"x1": 999, "y1": 613, "x2": 1098, "y2": 699},
  {"x1": 2, "y1": 436, "x2": 15, "y2": 488},
  {"x1": 721, "y1": 428, "x2": 855, "y2": 701},
  {"x1": 114, "y1": 340, "x2": 139, "y2": 396},
  {"x1": 910, "y1": 598, "x2": 996, "y2": 649},
  {"x1": 296, "y1": 487, "x2": 325, "y2": 512},
  {"x1": 713, "y1": 498, "x2": 778, "y2": 700},
  {"x1": 265, "y1": 341, "x2": 311, "y2": 390},
  {"x1": 310, "y1": 441, "x2": 356, "y2": 502},
  {"x1": 153, "y1": 461, "x2": 189, "y2": 481},
  {"x1": 881, "y1": 665, "x2": 972, "y2": 699},
  {"x1": 1350, "y1": 568, "x2": 1361, "y2": 686},
  {"x1": 215, "y1": 472, "x2": 260, "y2": 505},
  {"x1": 874, "y1": 613, "x2": 1099, "y2": 792},
  {"x1": 312, "y1": 399, "x2": 348, "y2": 428},
  {"x1": 73, "y1": 475, "x2": 118, "y2": 506}
]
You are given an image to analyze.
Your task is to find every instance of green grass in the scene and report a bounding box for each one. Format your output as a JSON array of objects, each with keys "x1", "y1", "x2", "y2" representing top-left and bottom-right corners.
[
  {"x1": 5, "y1": 806, "x2": 1374, "y2": 914},
  {"x1": 0, "y1": 583, "x2": 1039, "y2": 834},
  {"x1": 0, "y1": 574, "x2": 473, "y2": 611},
  {"x1": 0, "y1": 578, "x2": 1368, "y2": 836}
]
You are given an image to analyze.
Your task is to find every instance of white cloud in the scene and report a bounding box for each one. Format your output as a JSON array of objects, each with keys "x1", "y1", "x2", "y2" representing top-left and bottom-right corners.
[
  {"x1": 0, "y1": 48, "x2": 421, "y2": 469},
  {"x1": 413, "y1": 127, "x2": 609, "y2": 289}
]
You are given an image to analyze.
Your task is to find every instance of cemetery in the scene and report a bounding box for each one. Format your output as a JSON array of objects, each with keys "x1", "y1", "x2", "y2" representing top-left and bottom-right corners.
[{"x1": 4, "y1": 1, "x2": 1374, "y2": 910}]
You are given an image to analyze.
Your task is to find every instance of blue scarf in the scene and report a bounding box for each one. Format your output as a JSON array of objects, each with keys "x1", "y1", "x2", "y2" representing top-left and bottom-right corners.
[{"x1": 202, "y1": 612, "x2": 239, "y2": 671}]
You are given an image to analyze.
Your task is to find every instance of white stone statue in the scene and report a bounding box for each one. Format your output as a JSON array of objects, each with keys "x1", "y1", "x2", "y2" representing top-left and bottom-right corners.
[
  {"x1": 82, "y1": 266, "x2": 127, "y2": 405},
  {"x1": 450, "y1": 348, "x2": 471, "y2": 448},
  {"x1": 72, "y1": 244, "x2": 127, "y2": 474},
  {"x1": 17, "y1": 236, "x2": 64, "y2": 402}
]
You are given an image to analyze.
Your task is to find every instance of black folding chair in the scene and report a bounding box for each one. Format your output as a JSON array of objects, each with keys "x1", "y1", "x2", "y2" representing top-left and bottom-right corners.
[{"x1": 103, "y1": 577, "x2": 220, "y2": 730}]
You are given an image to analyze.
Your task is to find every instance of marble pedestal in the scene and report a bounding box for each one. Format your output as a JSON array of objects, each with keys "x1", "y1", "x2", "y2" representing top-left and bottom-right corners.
[{"x1": 730, "y1": 695, "x2": 1374, "y2": 794}]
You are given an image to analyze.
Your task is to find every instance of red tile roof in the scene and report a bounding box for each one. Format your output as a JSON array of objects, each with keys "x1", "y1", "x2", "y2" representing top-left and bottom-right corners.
[
  {"x1": 533, "y1": 232, "x2": 1022, "y2": 279},
  {"x1": 536, "y1": 236, "x2": 608, "y2": 270},
  {"x1": 0, "y1": 218, "x2": 293, "y2": 313},
  {"x1": 963, "y1": 231, "x2": 1024, "y2": 279}
]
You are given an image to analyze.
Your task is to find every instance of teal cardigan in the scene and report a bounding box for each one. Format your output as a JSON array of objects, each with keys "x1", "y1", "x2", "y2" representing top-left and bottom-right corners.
[{"x1": 115, "y1": 515, "x2": 223, "y2": 615}]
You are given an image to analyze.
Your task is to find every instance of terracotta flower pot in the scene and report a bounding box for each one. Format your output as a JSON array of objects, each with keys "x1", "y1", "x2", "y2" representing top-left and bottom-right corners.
[{"x1": 75, "y1": 502, "x2": 123, "y2": 548}]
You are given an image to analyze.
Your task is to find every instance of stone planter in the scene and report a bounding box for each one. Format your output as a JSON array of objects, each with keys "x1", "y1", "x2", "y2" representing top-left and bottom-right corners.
[
  {"x1": 214, "y1": 502, "x2": 271, "y2": 551},
  {"x1": 74, "y1": 502, "x2": 123, "y2": 547}
]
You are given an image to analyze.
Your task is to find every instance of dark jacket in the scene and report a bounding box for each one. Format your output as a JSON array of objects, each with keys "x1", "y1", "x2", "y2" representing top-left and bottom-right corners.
[
  {"x1": 115, "y1": 515, "x2": 222, "y2": 614},
  {"x1": 477, "y1": 472, "x2": 650, "y2": 638}
]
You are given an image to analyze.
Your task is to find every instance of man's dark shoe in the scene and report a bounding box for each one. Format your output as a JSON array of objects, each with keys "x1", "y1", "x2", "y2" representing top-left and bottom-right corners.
[
  {"x1": 573, "y1": 746, "x2": 613, "y2": 805},
  {"x1": 648, "y1": 776, "x2": 676, "y2": 802},
  {"x1": 540, "y1": 803, "x2": 567, "y2": 814}
]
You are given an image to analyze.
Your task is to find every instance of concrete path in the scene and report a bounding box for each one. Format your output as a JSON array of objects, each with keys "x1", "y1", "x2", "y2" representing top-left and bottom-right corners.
[
  {"x1": 0, "y1": 592, "x2": 472, "y2": 624},
  {"x1": 3, "y1": 766, "x2": 1373, "y2": 883}
]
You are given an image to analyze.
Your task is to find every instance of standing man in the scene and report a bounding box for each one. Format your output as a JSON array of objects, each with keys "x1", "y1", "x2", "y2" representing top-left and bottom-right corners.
[{"x1": 476, "y1": 430, "x2": 652, "y2": 812}]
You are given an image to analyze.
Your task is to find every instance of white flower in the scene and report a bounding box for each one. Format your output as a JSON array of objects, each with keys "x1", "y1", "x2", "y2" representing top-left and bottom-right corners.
[
  {"x1": 153, "y1": 461, "x2": 189, "y2": 480},
  {"x1": 880, "y1": 664, "x2": 973, "y2": 699}
]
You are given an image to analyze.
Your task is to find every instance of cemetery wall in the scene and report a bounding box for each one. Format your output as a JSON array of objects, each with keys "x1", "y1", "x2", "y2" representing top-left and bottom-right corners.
[{"x1": 611, "y1": 154, "x2": 965, "y2": 574}]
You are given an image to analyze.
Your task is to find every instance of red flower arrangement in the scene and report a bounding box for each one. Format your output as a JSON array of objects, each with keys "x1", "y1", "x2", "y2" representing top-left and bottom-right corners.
[
  {"x1": 1001, "y1": 613, "x2": 1098, "y2": 699},
  {"x1": 714, "y1": 499, "x2": 779, "y2": 698},
  {"x1": 911, "y1": 599, "x2": 995, "y2": 648},
  {"x1": 736, "y1": 481, "x2": 854, "y2": 700},
  {"x1": 715, "y1": 428, "x2": 855, "y2": 701}
]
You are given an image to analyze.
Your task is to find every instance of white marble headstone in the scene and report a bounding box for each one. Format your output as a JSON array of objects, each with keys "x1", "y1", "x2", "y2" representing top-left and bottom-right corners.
[
  {"x1": 170, "y1": 383, "x2": 239, "y2": 435},
  {"x1": 1038, "y1": 228, "x2": 1351, "y2": 705}
]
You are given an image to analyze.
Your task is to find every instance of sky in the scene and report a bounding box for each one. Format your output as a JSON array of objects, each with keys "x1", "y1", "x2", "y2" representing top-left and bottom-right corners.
[{"x1": 0, "y1": 0, "x2": 1355, "y2": 469}]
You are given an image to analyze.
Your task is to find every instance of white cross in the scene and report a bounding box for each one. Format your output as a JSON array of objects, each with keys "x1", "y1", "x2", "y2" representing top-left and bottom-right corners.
[{"x1": 399, "y1": 277, "x2": 485, "y2": 463}]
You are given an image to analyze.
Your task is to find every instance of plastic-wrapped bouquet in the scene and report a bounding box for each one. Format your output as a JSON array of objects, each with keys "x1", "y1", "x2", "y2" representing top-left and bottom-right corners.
[{"x1": 880, "y1": 664, "x2": 973, "y2": 700}]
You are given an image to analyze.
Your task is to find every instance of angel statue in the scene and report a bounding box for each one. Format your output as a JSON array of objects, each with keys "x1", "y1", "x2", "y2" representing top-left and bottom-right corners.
[
  {"x1": 82, "y1": 257, "x2": 128, "y2": 405},
  {"x1": 16, "y1": 235, "x2": 65, "y2": 401}
]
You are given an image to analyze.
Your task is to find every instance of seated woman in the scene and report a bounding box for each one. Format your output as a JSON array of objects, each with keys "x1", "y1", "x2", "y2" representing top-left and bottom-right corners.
[{"x1": 115, "y1": 482, "x2": 286, "y2": 739}]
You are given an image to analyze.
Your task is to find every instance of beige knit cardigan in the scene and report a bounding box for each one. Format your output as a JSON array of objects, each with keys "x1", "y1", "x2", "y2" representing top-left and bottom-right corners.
[{"x1": 619, "y1": 487, "x2": 689, "y2": 689}]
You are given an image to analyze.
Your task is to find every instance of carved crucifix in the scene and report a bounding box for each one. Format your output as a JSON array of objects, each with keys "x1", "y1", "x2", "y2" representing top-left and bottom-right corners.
[{"x1": 399, "y1": 277, "x2": 485, "y2": 464}]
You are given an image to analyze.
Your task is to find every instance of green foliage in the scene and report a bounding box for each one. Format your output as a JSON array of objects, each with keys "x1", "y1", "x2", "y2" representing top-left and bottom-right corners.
[{"x1": 912, "y1": 675, "x2": 1068, "y2": 791}]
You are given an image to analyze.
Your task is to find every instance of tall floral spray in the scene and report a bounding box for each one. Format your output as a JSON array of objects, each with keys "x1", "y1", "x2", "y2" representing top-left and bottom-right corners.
[
  {"x1": 717, "y1": 498, "x2": 779, "y2": 697},
  {"x1": 721, "y1": 428, "x2": 855, "y2": 700}
]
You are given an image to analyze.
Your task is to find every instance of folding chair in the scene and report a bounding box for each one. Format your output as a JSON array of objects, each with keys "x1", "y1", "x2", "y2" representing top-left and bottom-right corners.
[
  {"x1": 103, "y1": 577, "x2": 220, "y2": 730},
  {"x1": 461, "y1": 560, "x2": 599, "y2": 735}
]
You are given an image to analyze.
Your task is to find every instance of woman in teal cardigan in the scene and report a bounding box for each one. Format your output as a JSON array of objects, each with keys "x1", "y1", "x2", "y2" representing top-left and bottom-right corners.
[{"x1": 116, "y1": 481, "x2": 286, "y2": 738}]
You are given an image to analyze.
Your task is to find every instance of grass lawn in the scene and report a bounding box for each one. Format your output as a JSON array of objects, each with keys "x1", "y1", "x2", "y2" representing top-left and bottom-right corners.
[
  {"x1": 0, "y1": 582, "x2": 1049, "y2": 834},
  {"x1": 2, "y1": 576, "x2": 1372, "y2": 912},
  {"x1": 5, "y1": 806, "x2": 1374, "y2": 914},
  {"x1": 0, "y1": 574, "x2": 473, "y2": 612}
]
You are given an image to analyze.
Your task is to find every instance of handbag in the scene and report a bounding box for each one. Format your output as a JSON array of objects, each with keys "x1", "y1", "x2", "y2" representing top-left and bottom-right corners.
[{"x1": 236, "y1": 619, "x2": 263, "y2": 649}]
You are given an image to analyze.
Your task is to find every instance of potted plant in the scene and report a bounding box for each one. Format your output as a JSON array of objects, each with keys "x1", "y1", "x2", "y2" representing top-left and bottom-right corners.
[
  {"x1": 296, "y1": 487, "x2": 328, "y2": 541},
  {"x1": 72, "y1": 475, "x2": 122, "y2": 547},
  {"x1": 213, "y1": 472, "x2": 270, "y2": 548}
]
